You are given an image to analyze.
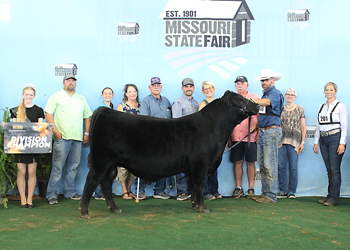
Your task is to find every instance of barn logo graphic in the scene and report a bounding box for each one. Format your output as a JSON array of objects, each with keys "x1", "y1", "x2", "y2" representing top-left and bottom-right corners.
[
  {"x1": 287, "y1": 1, "x2": 310, "y2": 29},
  {"x1": 54, "y1": 55, "x2": 77, "y2": 83},
  {"x1": 117, "y1": 14, "x2": 140, "y2": 43},
  {"x1": 159, "y1": 0, "x2": 254, "y2": 79},
  {"x1": 305, "y1": 117, "x2": 316, "y2": 145}
]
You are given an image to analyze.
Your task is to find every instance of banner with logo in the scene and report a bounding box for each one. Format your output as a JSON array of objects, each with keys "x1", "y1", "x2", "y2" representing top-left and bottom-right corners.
[{"x1": 4, "y1": 123, "x2": 53, "y2": 154}]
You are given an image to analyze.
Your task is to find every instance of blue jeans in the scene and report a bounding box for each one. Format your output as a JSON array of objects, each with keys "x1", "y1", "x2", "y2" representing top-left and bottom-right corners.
[
  {"x1": 278, "y1": 144, "x2": 298, "y2": 194},
  {"x1": 257, "y1": 127, "x2": 282, "y2": 202},
  {"x1": 94, "y1": 185, "x2": 104, "y2": 197},
  {"x1": 46, "y1": 139, "x2": 82, "y2": 200},
  {"x1": 319, "y1": 132, "x2": 343, "y2": 204},
  {"x1": 176, "y1": 173, "x2": 190, "y2": 195},
  {"x1": 134, "y1": 177, "x2": 167, "y2": 195},
  {"x1": 203, "y1": 171, "x2": 219, "y2": 197}
]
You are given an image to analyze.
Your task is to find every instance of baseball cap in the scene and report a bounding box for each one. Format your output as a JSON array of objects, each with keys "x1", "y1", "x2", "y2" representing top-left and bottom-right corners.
[
  {"x1": 63, "y1": 74, "x2": 77, "y2": 81},
  {"x1": 234, "y1": 76, "x2": 248, "y2": 83},
  {"x1": 182, "y1": 78, "x2": 194, "y2": 87},
  {"x1": 150, "y1": 77, "x2": 161, "y2": 85}
]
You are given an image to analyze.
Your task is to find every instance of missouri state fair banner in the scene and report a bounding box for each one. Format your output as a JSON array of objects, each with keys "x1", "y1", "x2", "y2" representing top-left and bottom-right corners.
[{"x1": 4, "y1": 123, "x2": 53, "y2": 154}]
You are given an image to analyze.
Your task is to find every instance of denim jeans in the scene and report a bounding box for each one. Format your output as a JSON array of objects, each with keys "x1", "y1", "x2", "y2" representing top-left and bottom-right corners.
[
  {"x1": 319, "y1": 132, "x2": 343, "y2": 204},
  {"x1": 94, "y1": 185, "x2": 104, "y2": 197},
  {"x1": 176, "y1": 173, "x2": 190, "y2": 195},
  {"x1": 46, "y1": 139, "x2": 82, "y2": 200},
  {"x1": 257, "y1": 127, "x2": 282, "y2": 202},
  {"x1": 278, "y1": 144, "x2": 298, "y2": 194},
  {"x1": 203, "y1": 171, "x2": 219, "y2": 197},
  {"x1": 134, "y1": 177, "x2": 167, "y2": 195}
]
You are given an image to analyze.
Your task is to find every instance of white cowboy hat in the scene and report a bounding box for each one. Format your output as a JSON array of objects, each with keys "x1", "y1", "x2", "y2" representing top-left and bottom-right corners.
[{"x1": 255, "y1": 69, "x2": 282, "y2": 81}]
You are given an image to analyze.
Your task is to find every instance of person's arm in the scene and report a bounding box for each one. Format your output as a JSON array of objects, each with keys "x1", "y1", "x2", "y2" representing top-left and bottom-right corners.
[
  {"x1": 297, "y1": 117, "x2": 306, "y2": 154},
  {"x1": 198, "y1": 101, "x2": 206, "y2": 111},
  {"x1": 116, "y1": 104, "x2": 123, "y2": 112},
  {"x1": 251, "y1": 98, "x2": 271, "y2": 107},
  {"x1": 83, "y1": 117, "x2": 91, "y2": 144},
  {"x1": 139, "y1": 100, "x2": 150, "y2": 116},
  {"x1": 45, "y1": 112, "x2": 62, "y2": 140},
  {"x1": 172, "y1": 101, "x2": 182, "y2": 118}
]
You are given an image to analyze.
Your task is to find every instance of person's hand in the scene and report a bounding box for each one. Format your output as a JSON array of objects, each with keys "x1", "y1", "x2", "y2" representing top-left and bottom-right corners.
[
  {"x1": 313, "y1": 144, "x2": 318, "y2": 154},
  {"x1": 83, "y1": 134, "x2": 89, "y2": 144},
  {"x1": 1, "y1": 121, "x2": 5, "y2": 128},
  {"x1": 53, "y1": 130, "x2": 62, "y2": 140},
  {"x1": 337, "y1": 144, "x2": 345, "y2": 155},
  {"x1": 297, "y1": 143, "x2": 304, "y2": 155}
]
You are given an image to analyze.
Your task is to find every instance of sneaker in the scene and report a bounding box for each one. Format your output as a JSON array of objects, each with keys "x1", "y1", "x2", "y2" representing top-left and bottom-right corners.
[
  {"x1": 49, "y1": 198, "x2": 58, "y2": 205},
  {"x1": 70, "y1": 194, "x2": 82, "y2": 200},
  {"x1": 277, "y1": 191, "x2": 287, "y2": 198},
  {"x1": 153, "y1": 192, "x2": 171, "y2": 199},
  {"x1": 204, "y1": 194, "x2": 216, "y2": 200},
  {"x1": 247, "y1": 188, "x2": 255, "y2": 199},
  {"x1": 232, "y1": 187, "x2": 244, "y2": 198},
  {"x1": 288, "y1": 192, "x2": 296, "y2": 199},
  {"x1": 177, "y1": 193, "x2": 190, "y2": 201},
  {"x1": 255, "y1": 196, "x2": 276, "y2": 203},
  {"x1": 137, "y1": 193, "x2": 149, "y2": 200},
  {"x1": 95, "y1": 196, "x2": 105, "y2": 200},
  {"x1": 214, "y1": 193, "x2": 222, "y2": 199}
]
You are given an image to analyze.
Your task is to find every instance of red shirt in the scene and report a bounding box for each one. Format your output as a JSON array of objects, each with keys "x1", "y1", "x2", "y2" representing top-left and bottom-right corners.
[{"x1": 230, "y1": 92, "x2": 260, "y2": 142}]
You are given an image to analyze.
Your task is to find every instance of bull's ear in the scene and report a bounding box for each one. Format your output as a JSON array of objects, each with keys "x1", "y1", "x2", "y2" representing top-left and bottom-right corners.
[{"x1": 220, "y1": 91, "x2": 234, "y2": 107}]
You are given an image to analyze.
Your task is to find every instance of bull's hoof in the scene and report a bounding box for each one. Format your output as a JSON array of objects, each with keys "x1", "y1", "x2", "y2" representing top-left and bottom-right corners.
[
  {"x1": 81, "y1": 214, "x2": 91, "y2": 219},
  {"x1": 111, "y1": 208, "x2": 122, "y2": 214},
  {"x1": 192, "y1": 204, "x2": 199, "y2": 210}
]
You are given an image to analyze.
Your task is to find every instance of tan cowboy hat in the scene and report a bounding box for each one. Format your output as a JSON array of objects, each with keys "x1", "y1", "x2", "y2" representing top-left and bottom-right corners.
[{"x1": 255, "y1": 69, "x2": 282, "y2": 81}]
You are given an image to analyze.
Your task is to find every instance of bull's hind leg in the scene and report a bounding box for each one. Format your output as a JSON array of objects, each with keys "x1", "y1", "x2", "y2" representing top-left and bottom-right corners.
[
  {"x1": 101, "y1": 168, "x2": 122, "y2": 214},
  {"x1": 190, "y1": 170, "x2": 209, "y2": 213},
  {"x1": 80, "y1": 169, "x2": 103, "y2": 219}
]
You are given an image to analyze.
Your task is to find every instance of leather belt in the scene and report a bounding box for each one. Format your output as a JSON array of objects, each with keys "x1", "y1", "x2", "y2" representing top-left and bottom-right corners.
[
  {"x1": 320, "y1": 128, "x2": 341, "y2": 137},
  {"x1": 260, "y1": 125, "x2": 281, "y2": 131}
]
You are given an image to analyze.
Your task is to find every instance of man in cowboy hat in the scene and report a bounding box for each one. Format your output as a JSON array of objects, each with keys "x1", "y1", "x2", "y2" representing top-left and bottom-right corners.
[{"x1": 250, "y1": 69, "x2": 283, "y2": 203}]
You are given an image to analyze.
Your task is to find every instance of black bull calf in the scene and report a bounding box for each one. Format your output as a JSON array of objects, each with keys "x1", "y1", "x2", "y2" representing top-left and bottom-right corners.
[{"x1": 80, "y1": 91, "x2": 259, "y2": 218}]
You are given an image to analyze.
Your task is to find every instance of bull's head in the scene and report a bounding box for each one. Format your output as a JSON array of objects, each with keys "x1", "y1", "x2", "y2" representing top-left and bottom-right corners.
[{"x1": 220, "y1": 91, "x2": 259, "y2": 116}]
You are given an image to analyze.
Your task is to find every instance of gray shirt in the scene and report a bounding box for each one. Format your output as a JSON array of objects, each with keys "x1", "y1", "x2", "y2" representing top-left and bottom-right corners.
[
  {"x1": 140, "y1": 94, "x2": 172, "y2": 118},
  {"x1": 172, "y1": 94, "x2": 199, "y2": 118}
]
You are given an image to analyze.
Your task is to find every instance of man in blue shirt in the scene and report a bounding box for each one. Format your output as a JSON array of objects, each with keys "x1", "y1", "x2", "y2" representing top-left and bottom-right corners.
[
  {"x1": 172, "y1": 78, "x2": 199, "y2": 201},
  {"x1": 251, "y1": 69, "x2": 283, "y2": 203},
  {"x1": 135, "y1": 77, "x2": 172, "y2": 200}
]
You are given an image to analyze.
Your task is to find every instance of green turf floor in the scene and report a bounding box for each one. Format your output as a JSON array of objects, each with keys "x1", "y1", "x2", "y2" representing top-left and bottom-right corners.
[{"x1": 1, "y1": 196, "x2": 350, "y2": 250}]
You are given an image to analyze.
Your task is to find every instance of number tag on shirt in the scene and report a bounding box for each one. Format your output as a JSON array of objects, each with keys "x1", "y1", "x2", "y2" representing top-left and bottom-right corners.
[
  {"x1": 318, "y1": 113, "x2": 331, "y2": 124},
  {"x1": 259, "y1": 106, "x2": 266, "y2": 114}
]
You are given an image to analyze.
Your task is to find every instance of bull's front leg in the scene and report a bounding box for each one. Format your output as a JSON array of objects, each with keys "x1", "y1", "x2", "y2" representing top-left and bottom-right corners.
[
  {"x1": 101, "y1": 168, "x2": 122, "y2": 214},
  {"x1": 189, "y1": 170, "x2": 209, "y2": 213}
]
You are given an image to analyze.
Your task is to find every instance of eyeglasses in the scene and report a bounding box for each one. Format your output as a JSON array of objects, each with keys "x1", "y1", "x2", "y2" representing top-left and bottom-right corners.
[
  {"x1": 261, "y1": 79, "x2": 271, "y2": 82},
  {"x1": 285, "y1": 93, "x2": 295, "y2": 97},
  {"x1": 204, "y1": 87, "x2": 213, "y2": 91}
]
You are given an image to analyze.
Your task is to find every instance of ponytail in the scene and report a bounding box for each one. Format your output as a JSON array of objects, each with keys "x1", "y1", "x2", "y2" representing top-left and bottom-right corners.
[{"x1": 17, "y1": 98, "x2": 27, "y2": 122}]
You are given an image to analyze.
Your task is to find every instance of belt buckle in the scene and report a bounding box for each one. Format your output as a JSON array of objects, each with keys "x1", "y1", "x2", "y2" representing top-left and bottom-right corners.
[{"x1": 320, "y1": 131, "x2": 328, "y2": 137}]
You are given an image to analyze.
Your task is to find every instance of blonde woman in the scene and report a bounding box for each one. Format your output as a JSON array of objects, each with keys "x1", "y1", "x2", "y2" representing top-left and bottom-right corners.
[
  {"x1": 313, "y1": 82, "x2": 348, "y2": 206},
  {"x1": 198, "y1": 81, "x2": 222, "y2": 200},
  {"x1": 10, "y1": 83, "x2": 45, "y2": 208}
]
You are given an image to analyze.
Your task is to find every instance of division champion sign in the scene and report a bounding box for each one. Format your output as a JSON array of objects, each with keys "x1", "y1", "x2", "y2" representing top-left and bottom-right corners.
[{"x1": 4, "y1": 123, "x2": 53, "y2": 154}]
